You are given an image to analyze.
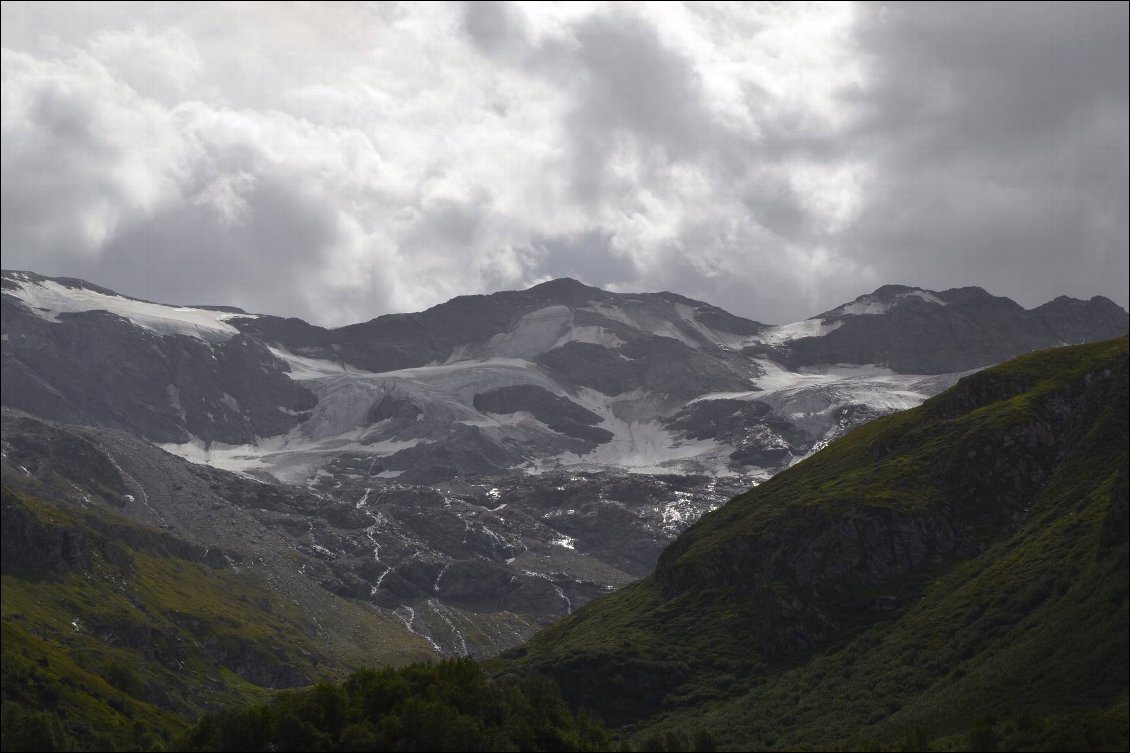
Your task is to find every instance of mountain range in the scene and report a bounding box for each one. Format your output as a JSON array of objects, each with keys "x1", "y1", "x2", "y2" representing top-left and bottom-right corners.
[
  {"x1": 1, "y1": 269, "x2": 1127, "y2": 750},
  {"x1": 5, "y1": 272, "x2": 1125, "y2": 479},
  {"x1": 2, "y1": 270, "x2": 1126, "y2": 659}
]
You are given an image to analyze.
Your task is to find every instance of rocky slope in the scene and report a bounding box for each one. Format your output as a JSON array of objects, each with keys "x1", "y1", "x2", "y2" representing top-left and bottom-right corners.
[
  {"x1": 0, "y1": 482, "x2": 435, "y2": 750},
  {"x1": 496, "y1": 337, "x2": 1129, "y2": 750},
  {"x1": 1, "y1": 408, "x2": 749, "y2": 658}
]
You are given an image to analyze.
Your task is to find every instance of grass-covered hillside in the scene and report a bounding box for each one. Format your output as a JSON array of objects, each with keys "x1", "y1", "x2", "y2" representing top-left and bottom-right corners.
[
  {"x1": 0, "y1": 487, "x2": 433, "y2": 751},
  {"x1": 495, "y1": 337, "x2": 1129, "y2": 751}
]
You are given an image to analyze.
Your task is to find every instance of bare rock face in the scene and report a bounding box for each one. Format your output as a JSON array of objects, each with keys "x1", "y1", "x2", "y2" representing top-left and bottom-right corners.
[
  {"x1": 772, "y1": 285, "x2": 1128, "y2": 374},
  {"x1": 473, "y1": 385, "x2": 613, "y2": 444},
  {"x1": 1033, "y1": 295, "x2": 1130, "y2": 344},
  {"x1": 0, "y1": 493, "x2": 93, "y2": 574}
]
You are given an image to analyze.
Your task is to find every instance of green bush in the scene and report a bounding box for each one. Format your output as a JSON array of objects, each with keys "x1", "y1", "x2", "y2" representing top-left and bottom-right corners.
[{"x1": 178, "y1": 658, "x2": 611, "y2": 752}]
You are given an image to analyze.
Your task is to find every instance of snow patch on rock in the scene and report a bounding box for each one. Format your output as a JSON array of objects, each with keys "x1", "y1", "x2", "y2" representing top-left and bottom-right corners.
[
  {"x1": 7, "y1": 276, "x2": 254, "y2": 342},
  {"x1": 832, "y1": 288, "x2": 948, "y2": 317},
  {"x1": 756, "y1": 318, "x2": 843, "y2": 346}
]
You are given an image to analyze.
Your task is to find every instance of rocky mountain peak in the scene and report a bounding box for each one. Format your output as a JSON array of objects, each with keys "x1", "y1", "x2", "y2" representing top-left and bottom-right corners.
[
  {"x1": 866, "y1": 283, "x2": 923, "y2": 298},
  {"x1": 527, "y1": 277, "x2": 600, "y2": 296}
]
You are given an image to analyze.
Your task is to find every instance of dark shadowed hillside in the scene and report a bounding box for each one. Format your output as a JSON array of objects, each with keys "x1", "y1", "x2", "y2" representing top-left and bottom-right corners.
[{"x1": 495, "y1": 336, "x2": 1129, "y2": 750}]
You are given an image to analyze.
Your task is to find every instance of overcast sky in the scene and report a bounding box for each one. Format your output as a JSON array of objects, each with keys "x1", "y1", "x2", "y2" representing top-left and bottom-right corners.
[{"x1": 2, "y1": 1, "x2": 1126, "y2": 326}]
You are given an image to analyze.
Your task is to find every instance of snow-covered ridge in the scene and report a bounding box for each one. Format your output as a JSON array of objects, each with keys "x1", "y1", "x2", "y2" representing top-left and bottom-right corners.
[
  {"x1": 440, "y1": 300, "x2": 751, "y2": 363},
  {"x1": 581, "y1": 300, "x2": 751, "y2": 350},
  {"x1": 442, "y1": 305, "x2": 629, "y2": 362},
  {"x1": 830, "y1": 288, "x2": 947, "y2": 317},
  {"x1": 4, "y1": 275, "x2": 255, "y2": 342}
]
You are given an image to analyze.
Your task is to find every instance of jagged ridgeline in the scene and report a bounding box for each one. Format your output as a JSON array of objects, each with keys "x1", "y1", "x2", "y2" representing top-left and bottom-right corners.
[{"x1": 495, "y1": 336, "x2": 1129, "y2": 751}]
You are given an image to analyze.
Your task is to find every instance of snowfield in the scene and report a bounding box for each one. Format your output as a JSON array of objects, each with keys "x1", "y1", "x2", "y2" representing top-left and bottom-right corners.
[
  {"x1": 162, "y1": 341, "x2": 965, "y2": 484},
  {"x1": 6, "y1": 274, "x2": 255, "y2": 342},
  {"x1": 828, "y1": 288, "x2": 949, "y2": 317},
  {"x1": 753, "y1": 318, "x2": 843, "y2": 346}
]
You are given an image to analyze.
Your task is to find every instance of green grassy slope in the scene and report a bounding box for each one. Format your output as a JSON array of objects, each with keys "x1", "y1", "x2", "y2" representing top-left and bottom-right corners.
[
  {"x1": 0, "y1": 488, "x2": 433, "y2": 751},
  {"x1": 495, "y1": 337, "x2": 1129, "y2": 750}
]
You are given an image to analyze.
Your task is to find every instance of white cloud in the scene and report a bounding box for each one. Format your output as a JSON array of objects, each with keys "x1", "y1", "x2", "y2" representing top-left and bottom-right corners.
[
  {"x1": 0, "y1": 1, "x2": 1125, "y2": 326},
  {"x1": 86, "y1": 26, "x2": 204, "y2": 100},
  {"x1": 1, "y1": 48, "x2": 188, "y2": 254}
]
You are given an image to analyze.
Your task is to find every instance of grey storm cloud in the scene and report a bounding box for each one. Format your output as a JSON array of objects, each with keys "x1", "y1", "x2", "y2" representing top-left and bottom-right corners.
[
  {"x1": 842, "y1": 1, "x2": 1129, "y2": 308},
  {"x1": 0, "y1": 2, "x2": 1126, "y2": 327},
  {"x1": 463, "y1": 3, "x2": 734, "y2": 196},
  {"x1": 100, "y1": 175, "x2": 344, "y2": 309},
  {"x1": 534, "y1": 229, "x2": 638, "y2": 288}
]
